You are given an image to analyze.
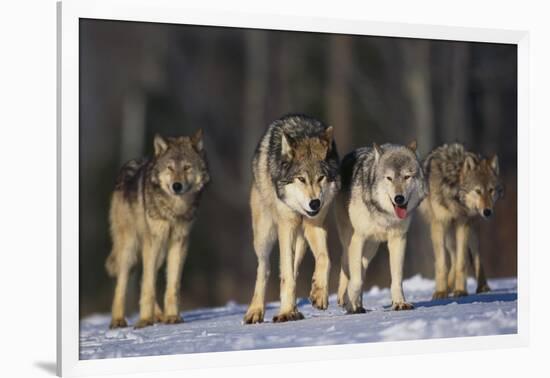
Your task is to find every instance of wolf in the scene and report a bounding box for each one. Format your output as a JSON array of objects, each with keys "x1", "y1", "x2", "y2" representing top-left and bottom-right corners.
[
  {"x1": 420, "y1": 143, "x2": 503, "y2": 299},
  {"x1": 105, "y1": 130, "x2": 210, "y2": 329},
  {"x1": 336, "y1": 142, "x2": 427, "y2": 313},
  {"x1": 243, "y1": 114, "x2": 340, "y2": 324}
]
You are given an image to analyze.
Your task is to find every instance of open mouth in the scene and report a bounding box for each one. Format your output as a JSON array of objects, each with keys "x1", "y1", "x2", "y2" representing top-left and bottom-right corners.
[
  {"x1": 305, "y1": 209, "x2": 320, "y2": 217},
  {"x1": 392, "y1": 202, "x2": 408, "y2": 219}
]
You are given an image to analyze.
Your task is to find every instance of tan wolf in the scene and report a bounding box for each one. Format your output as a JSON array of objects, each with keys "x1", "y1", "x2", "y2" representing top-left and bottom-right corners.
[
  {"x1": 105, "y1": 130, "x2": 210, "y2": 329},
  {"x1": 243, "y1": 115, "x2": 340, "y2": 324},
  {"x1": 336, "y1": 142, "x2": 427, "y2": 313},
  {"x1": 420, "y1": 143, "x2": 503, "y2": 299}
]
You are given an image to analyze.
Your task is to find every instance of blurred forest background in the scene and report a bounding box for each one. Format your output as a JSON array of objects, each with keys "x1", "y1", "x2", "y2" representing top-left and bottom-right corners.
[{"x1": 79, "y1": 19, "x2": 517, "y2": 318}]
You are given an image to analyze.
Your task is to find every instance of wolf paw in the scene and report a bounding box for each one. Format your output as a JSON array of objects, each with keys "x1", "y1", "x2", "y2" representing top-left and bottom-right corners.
[
  {"x1": 346, "y1": 306, "x2": 367, "y2": 314},
  {"x1": 163, "y1": 315, "x2": 183, "y2": 324},
  {"x1": 392, "y1": 302, "x2": 414, "y2": 311},
  {"x1": 109, "y1": 318, "x2": 128, "y2": 329},
  {"x1": 272, "y1": 310, "x2": 304, "y2": 323},
  {"x1": 432, "y1": 291, "x2": 448, "y2": 300},
  {"x1": 476, "y1": 284, "x2": 491, "y2": 294},
  {"x1": 154, "y1": 307, "x2": 164, "y2": 323},
  {"x1": 134, "y1": 318, "x2": 154, "y2": 329},
  {"x1": 453, "y1": 290, "x2": 468, "y2": 297},
  {"x1": 337, "y1": 296, "x2": 345, "y2": 307},
  {"x1": 310, "y1": 284, "x2": 329, "y2": 310},
  {"x1": 243, "y1": 308, "x2": 264, "y2": 324}
]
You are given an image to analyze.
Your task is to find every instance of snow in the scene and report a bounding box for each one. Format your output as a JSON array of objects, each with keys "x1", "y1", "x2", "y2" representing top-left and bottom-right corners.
[{"x1": 79, "y1": 276, "x2": 517, "y2": 360}]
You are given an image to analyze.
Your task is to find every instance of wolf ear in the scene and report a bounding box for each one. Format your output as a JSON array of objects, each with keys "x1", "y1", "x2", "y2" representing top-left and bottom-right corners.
[
  {"x1": 489, "y1": 154, "x2": 499, "y2": 175},
  {"x1": 281, "y1": 132, "x2": 293, "y2": 161},
  {"x1": 462, "y1": 155, "x2": 477, "y2": 174},
  {"x1": 191, "y1": 128, "x2": 204, "y2": 152},
  {"x1": 154, "y1": 134, "x2": 168, "y2": 156},
  {"x1": 373, "y1": 143, "x2": 383, "y2": 164},
  {"x1": 407, "y1": 140, "x2": 417, "y2": 153}
]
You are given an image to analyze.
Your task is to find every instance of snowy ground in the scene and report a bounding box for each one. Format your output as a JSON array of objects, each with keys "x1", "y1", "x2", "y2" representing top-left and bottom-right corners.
[{"x1": 79, "y1": 276, "x2": 517, "y2": 360}]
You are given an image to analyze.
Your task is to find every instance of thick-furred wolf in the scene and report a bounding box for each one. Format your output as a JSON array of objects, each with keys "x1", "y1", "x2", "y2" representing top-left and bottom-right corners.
[
  {"x1": 105, "y1": 130, "x2": 210, "y2": 329},
  {"x1": 336, "y1": 142, "x2": 426, "y2": 313},
  {"x1": 420, "y1": 143, "x2": 503, "y2": 299},
  {"x1": 243, "y1": 115, "x2": 340, "y2": 324}
]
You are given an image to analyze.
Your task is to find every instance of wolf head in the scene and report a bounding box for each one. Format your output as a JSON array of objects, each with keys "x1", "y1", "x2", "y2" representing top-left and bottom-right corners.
[
  {"x1": 151, "y1": 129, "x2": 210, "y2": 197},
  {"x1": 277, "y1": 127, "x2": 339, "y2": 218},
  {"x1": 458, "y1": 154, "x2": 503, "y2": 219},
  {"x1": 370, "y1": 141, "x2": 427, "y2": 220}
]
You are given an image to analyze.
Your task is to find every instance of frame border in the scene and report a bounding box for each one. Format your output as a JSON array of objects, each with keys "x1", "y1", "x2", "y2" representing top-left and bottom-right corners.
[{"x1": 57, "y1": 0, "x2": 529, "y2": 376}]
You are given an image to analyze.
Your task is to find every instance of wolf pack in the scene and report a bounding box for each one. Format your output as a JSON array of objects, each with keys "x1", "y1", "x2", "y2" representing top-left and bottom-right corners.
[{"x1": 105, "y1": 114, "x2": 503, "y2": 329}]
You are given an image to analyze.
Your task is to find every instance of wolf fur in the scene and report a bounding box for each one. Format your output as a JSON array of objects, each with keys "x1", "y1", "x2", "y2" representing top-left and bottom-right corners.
[
  {"x1": 105, "y1": 130, "x2": 210, "y2": 329},
  {"x1": 420, "y1": 143, "x2": 503, "y2": 299},
  {"x1": 243, "y1": 114, "x2": 340, "y2": 324},
  {"x1": 336, "y1": 142, "x2": 427, "y2": 313}
]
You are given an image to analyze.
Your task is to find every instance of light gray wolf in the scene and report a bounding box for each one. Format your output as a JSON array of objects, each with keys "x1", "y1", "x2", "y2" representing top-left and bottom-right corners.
[
  {"x1": 243, "y1": 114, "x2": 340, "y2": 324},
  {"x1": 336, "y1": 142, "x2": 426, "y2": 313},
  {"x1": 105, "y1": 130, "x2": 210, "y2": 329},
  {"x1": 420, "y1": 143, "x2": 503, "y2": 299}
]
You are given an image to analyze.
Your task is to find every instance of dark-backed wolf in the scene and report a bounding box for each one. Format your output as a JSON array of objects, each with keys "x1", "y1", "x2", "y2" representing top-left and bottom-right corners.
[
  {"x1": 420, "y1": 143, "x2": 503, "y2": 299},
  {"x1": 243, "y1": 115, "x2": 340, "y2": 324},
  {"x1": 336, "y1": 142, "x2": 426, "y2": 313},
  {"x1": 105, "y1": 130, "x2": 210, "y2": 329}
]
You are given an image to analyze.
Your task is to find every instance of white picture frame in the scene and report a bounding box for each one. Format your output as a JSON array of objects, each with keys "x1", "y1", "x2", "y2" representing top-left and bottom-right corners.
[{"x1": 57, "y1": 0, "x2": 529, "y2": 376}]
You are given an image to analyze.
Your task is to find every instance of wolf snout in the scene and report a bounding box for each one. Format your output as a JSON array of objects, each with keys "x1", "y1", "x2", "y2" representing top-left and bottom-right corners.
[
  {"x1": 172, "y1": 182, "x2": 185, "y2": 194},
  {"x1": 394, "y1": 195, "x2": 406, "y2": 206},
  {"x1": 309, "y1": 199, "x2": 321, "y2": 211}
]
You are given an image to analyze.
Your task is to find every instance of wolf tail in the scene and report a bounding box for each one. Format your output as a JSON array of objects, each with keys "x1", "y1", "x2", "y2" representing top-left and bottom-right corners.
[{"x1": 105, "y1": 253, "x2": 118, "y2": 277}]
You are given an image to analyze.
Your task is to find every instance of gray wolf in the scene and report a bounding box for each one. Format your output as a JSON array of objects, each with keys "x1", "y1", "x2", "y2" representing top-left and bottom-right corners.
[
  {"x1": 420, "y1": 143, "x2": 503, "y2": 299},
  {"x1": 243, "y1": 114, "x2": 340, "y2": 324},
  {"x1": 336, "y1": 142, "x2": 426, "y2": 313},
  {"x1": 105, "y1": 130, "x2": 210, "y2": 329}
]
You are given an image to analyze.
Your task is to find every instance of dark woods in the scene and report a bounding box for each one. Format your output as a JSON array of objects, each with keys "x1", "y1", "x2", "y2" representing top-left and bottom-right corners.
[{"x1": 79, "y1": 19, "x2": 517, "y2": 317}]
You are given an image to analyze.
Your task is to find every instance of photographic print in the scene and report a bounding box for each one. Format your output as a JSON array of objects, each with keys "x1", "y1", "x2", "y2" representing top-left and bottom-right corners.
[{"x1": 76, "y1": 18, "x2": 518, "y2": 361}]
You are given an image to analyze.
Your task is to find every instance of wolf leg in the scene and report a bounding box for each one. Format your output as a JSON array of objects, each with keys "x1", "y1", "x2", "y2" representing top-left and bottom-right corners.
[
  {"x1": 336, "y1": 213, "x2": 353, "y2": 307},
  {"x1": 445, "y1": 230, "x2": 456, "y2": 292},
  {"x1": 453, "y1": 222, "x2": 470, "y2": 297},
  {"x1": 430, "y1": 221, "x2": 449, "y2": 299},
  {"x1": 136, "y1": 227, "x2": 167, "y2": 329},
  {"x1": 388, "y1": 234, "x2": 414, "y2": 310},
  {"x1": 273, "y1": 222, "x2": 303, "y2": 322},
  {"x1": 153, "y1": 245, "x2": 167, "y2": 323},
  {"x1": 244, "y1": 187, "x2": 276, "y2": 324},
  {"x1": 293, "y1": 232, "x2": 307, "y2": 280},
  {"x1": 154, "y1": 302, "x2": 163, "y2": 323},
  {"x1": 109, "y1": 238, "x2": 136, "y2": 328},
  {"x1": 337, "y1": 249, "x2": 350, "y2": 307},
  {"x1": 304, "y1": 224, "x2": 331, "y2": 310},
  {"x1": 468, "y1": 229, "x2": 490, "y2": 293},
  {"x1": 163, "y1": 230, "x2": 190, "y2": 324},
  {"x1": 345, "y1": 233, "x2": 366, "y2": 314}
]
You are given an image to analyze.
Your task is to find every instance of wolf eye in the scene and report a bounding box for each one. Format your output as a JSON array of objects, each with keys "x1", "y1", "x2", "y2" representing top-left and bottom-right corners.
[
  {"x1": 475, "y1": 188, "x2": 482, "y2": 195},
  {"x1": 386, "y1": 176, "x2": 393, "y2": 181},
  {"x1": 403, "y1": 175, "x2": 411, "y2": 180},
  {"x1": 317, "y1": 175, "x2": 325, "y2": 182},
  {"x1": 297, "y1": 177, "x2": 306, "y2": 183},
  {"x1": 489, "y1": 188, "x2": 495, "y2": 194},
  {"x1": 183, "y1": 164, "x2": 192, "y2": 171}
]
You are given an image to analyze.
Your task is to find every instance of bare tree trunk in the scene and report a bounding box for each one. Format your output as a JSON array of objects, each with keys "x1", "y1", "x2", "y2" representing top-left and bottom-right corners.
[
  {"x1": 241, "y1": 31, "x2": 269, "y2": 184},
  {"x1": 120, "y1": 89, "x2": 146, "y2": 164},
  {"x1": 401, "y1": 40, "x2": 434, "y2": 156},
  {"x1": 326, "y1": 35, "x2": 353, "y2": 152},
  {"x1": 442, "y1": 43, "x2": 470, "y2": 143}
]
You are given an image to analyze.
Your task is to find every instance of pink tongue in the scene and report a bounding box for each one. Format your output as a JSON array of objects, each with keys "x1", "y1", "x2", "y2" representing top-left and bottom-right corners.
[{"x1": 395, "y1": 206, "x2": 408, "y2": 219}]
